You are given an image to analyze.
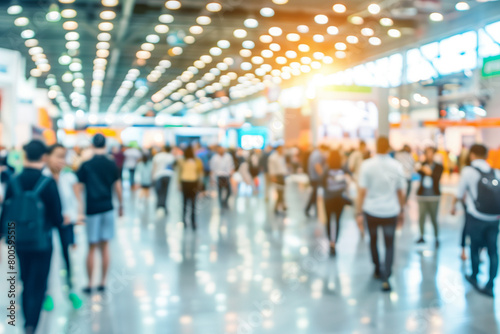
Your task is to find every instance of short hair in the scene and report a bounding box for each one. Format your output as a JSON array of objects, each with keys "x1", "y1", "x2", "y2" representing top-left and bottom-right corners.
[
  {"x1": 23, "y1": 139, "x2": 47, "y2": 162},
  {"x1": 92, "y1": 134, "x2": 106, "y2": 148},
  {"x1": 164, "y1": 145, "x2": 172, "y2": 153},
  {"x1": 470, "y1": 144, "x2": 488, "y2": 158},
  {"x1": 47, "y1": 143, "x2": 65, "y2": 155},
  {"x1": 184, "y1": 146, "x2": 195, "y2": 159},
  {"x1": 327, "y1": 149, "x2": 342, "y2": 169},
  {"x1": 376, "y1": 136, "x2": 390, "y2": 154}
]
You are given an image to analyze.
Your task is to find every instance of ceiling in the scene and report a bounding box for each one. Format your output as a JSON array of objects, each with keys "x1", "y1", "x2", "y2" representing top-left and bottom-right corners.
[{"x1": 1, "y1": 0, "x2": 499, "y2": 116}]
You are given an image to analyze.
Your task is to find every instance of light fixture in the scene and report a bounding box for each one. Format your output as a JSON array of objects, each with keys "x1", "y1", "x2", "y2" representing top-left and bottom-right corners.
[
  {"x1": 269, "y1": 43, "x2": 281, "y2": 52},
  {"x1": 323, "y1": 56, "x2": 334, "y2": 64},
  {"x1": 276, "y1": 56, "x2": 287, "y2": 64},
  {"x1": 261, "y1": 50, "x2": 273, "y2": 58},
  {"x1": 98, "y1": 22, "x2": 114, "y2": 31},
  {"x1": 136, "y1": 50, "x2": 151, "y2": 59},
  {"x1": 298, "y1": 44, "x2": 310, "y2": 52},
  {"x1": 388, "y1": 29, "x2": 401, "y2": 38},
  {"x1": 429, "y1": 12, "x2": 444, "y2": 22},
  {"x1": 286, "y1": 33, "x2": 300, "y2": 42},
  {"x1": 8, "y1": 3, "x2": 23, "y2": 15},
  {"x1": 241, "y1": 62, "x2": 252, "y2": 71},
  {"x1": 155, "y1": 24, "x2": 169, "y2": 34},
  {"x1": 455, "y1": 2, "x2": 470, "y2": 11},
  {"x1": 65, "y1": 32, "x2": 79, "y2": 41},
  {"x1": 69, "y1": 60, "x2": 82, "y2": 72},
  {"x1": 327, "y1": 26, "x2": 339, "y2": 35},
  {"x1": 141, "y1": 43, "x2": 155, "y2": 51},
  {"x1": 196, "y1": 16, "x2": 211, "y2": 25},
  {"x1": 368, "y1": 4, "x2": 381, "y2": 15},
  {"x1": 159, "y1": 14, "x2": 174, "y2": 23},
  {"x1": 100, "y1": 10, "x2": 116, "y2": 20},
  {"x1": 189, "y1": 26, "x2": 203, "y2": 35},
  {"x1": 98, "y1": 32, "x2": 111, "y2": 41},
  {"x1": 146, "y1": 34, "x2": 160, "y2": 43},
  {"x1": 297, "y1": 25, "x2": 309, "y2": 33},
  {"x1": 217, "y1": 40, "x2": 230, "y2": 49},
  {"x1": 285, "y1": 50, "x2": 297, "y2": 58},
  {"x1": 206, "y1": 2, "x2": 222, "y2": 12},
  {"x1": 30, "y1": 68, "x2": 42, "y2": 77},
  {"x1": 165, "y1": 0, "x2": 181, "y2": 10},
  {"x1": 301, "y1": 57, "x2": 311, "y2": 64},
  {"x1": 14, "y1": 17, "x2": 29, "y2": 27},
  {"x1": 313, "y1": 52, "x2": 324, "y2": 60},
  {"x1": 21, "y1": 29, "x2": 35, "y2": 39},
  {"x1": 184, "y1": 36, "x2": 195, "y2": 44},
  {"x1": 346, "y1": 35, "x2": 358, "y2": 44},
  {"x1": 242, "y1": 40, "x2": 255, "y2": 49},
  {"x1": 314, "y1": 14, "x2": 328, "y2": 24},
  {"x1": 251, "y1": 56, "x2": 264, "y2": 65},
  {"x1": 201, "y1": 55, "x2": 213, "y2": 63},
  {"x1": 25, "y1": 39, "x2": 39, "y2": 48},
  {"x1": 260, "y1": 7, "x2": 275, "y2": 17},
  {"x1": 272, "y1": 0, "x2": 288, "y2": 4},
  {"x1": 172, "y1": 47, "x2": 183, "y2": 56},
  {"x1": 46, "y1": 4, "x2": 61, "y2": 22},
  {"x1": 59, "y1": 54, "x2": 71, "y2": 65},
  {"x1": 240, "y1": 49, "x2": 252, "y2": 57},
  {"x1": 59, "y1": 0, "x2": 76, "y2": 3},
  {"x1": 61, "y1": 9, "x2": 77, "y2": 18},
  {"x1": 332, "y1": 4, "x2": 346, "y2": 13},
  {"x1": 66, "y1": 41, "x2": 80, "y2": 49},
  {"x1": 63, "y1": 21, "x2": 78, "y2": 30},
  {"x1": 244, "y1": 18, "x2": 259, "y2": 28},
  {"x1": 335, "y1": 51, "x2": 346, "y2": 59},
  {"x1": 361, "y1": 27, "x2": 374, "y2": 36},
  {"x1": 379, "y1": 18, "x2": 393, "y2": 26},
  {"x1": 350, "y1": 16, "x2": 364, "y2": 25},
  {"x1": 233, "y1": 29, "x2": 247, "y2": 38},
  {"x1": 269, "y1": 27, "x2": 283, "y2": 36},
  {"x1": 313, "y1": 34, "x2": 324, "y2": 43},
  {"x1": 102, "y1": 0, "x2": 119, "y2": 6},
  {"x1": 335, "y1": 42, "x2": 347, "y2": 50},
  {"x1": 210, "y1": 47, "x2": 222, "y2": 56},
  {"x1": 259, "y1": 35, "x2": 272, "y2": 43},
  {"x1": 369, "y1": 37, "x2": 382, "y2": 45}
]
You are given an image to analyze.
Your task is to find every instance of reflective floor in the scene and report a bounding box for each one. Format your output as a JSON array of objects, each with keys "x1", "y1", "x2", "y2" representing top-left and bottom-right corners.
[{"x1": 1, "y1": 177, "x2": 500, "y2": 334}]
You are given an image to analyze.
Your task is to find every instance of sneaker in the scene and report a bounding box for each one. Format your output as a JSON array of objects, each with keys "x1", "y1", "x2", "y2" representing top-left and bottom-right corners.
[
  {"x1": 156, "y1": 208, "x2": 165, "y2": 218},
  {"x1": 82, "y1": 287, "x2": 92, "y2": 295},
  {"x1": 97, "y1": 285, "x2": 106, "y2": 292},
  {"x1": 373, "y1": 270, "x2": 381, "y2": 280},
  {"x1": 480, "y1": 284, "x2": 494, "y2": 298},
  {"x1": 69, "y1": 293, "x2": 83, "y2": 309},
  {"x1": 465, "y1": 275, "x2": 479, "y2": 291},
  {"x1": 381, "y1": 281, "x2": 392, "y2": 292},
  {"x1": 43, "y1": 295, "x2": 54, "y2": 311},
  {"x1": 329, "y1": 245, "x2": 336, "y2": 257},
  {"x1": 416, "y1": 238, "x2": 425, "y2": 244}
]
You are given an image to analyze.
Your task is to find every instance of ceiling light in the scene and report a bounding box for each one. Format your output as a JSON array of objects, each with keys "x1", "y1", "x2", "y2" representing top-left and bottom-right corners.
[
  {"x1": 350, "y1": 16, "x2": 364, "y2": 25},
  {"x1": 259, "y1": 35, "x2": 272, "y2": 43},
  {"x1": 29, "y1": 46, "x2": 43, "y2": 56},
  {"x1": 285, "y1": 50, "x2": 297, "y2": 58},
  {"x1": 141, "y1": 43, "x2": 155, "y2": 51},
  {"x1": 14, "y1": 17, "x2": 29, "y2": 27},
  {"x1": 189, "y1": 26, "x2": 203, "y2": 35},
  {"x1": 21, "y1": 29, "x2": 35, "y2": 39},
  {"x1": 65, "y1": 32, "x2": 79, "y2": 41},
  {"x1": 429, "y1": 12, "x2": 444, "y2": 22},
  {"x1": 286, "y1": 33, "x2": 300, "y2": 42},
  {"x1": 61, "y1": 9, "x2": 77, "y2": 18},
  {"x1": 184, "y1": 36, "x2": 195, "y2": 44},
  {"x1": 159, "y1": 14, "x2": 174, "y2": 23},
  {"x1": 60, "y1": 0, "x2": 76, "y2": 3},
  {"x1": 332, "y1": 4, "x2": 346, "y2": 13},
  {"x1": 298, "y1": 44, "x2": 310, "y2": 52},
  {"x1": 272, "y1": 0, "x2": 288, "y2": 4},
  {"x1": 327, "y1": 26, "x2": 339, "y2": 35},
  {"x1": 171, "y1": 47, "x2": 183, "y2": 56},
  {"x1": 269, "y1": 27, "x2": 283, "y2": 36},
  {"x1": 66, "y1": 41, "x2": 80, "y2": 49},
  {"x1": 146, "y1": 34, "x2": 160, "y2": 43},
  {"x1": 196, "y1": 16, "x2": 211, "y2": 25},
  {"x1": 98, "y1": 32, "x2": 111, "y2": 41},
  {"x1": 313, "y1": 52, "x2": 324, "y2": 60},
  {"x1": 100, "y1": 10, "x2": 116, "y2": 20},
  {"x1": 297, "y1": 25, "x2": 309, "y2": 33},
  {"x1": 8, "y1": 4, "x2": 23, "y2": 15},
  {"x1": 136, "y1": 50, "x2": 151, "y2": 59},
  {"x1": 206, "y1": 2, "x2": 222, "y2": 12},
  {"x1": 234, "y1": 29, "x2": 247, "y2": 38},
  {"x1": 241, "y1": 62, "x2": 252, "y2": 71},
  {"x1": 201, "y1": 55, "x2": 213, "y2": 63},
  {"x1": 25, "y1": 39, "x2": 38, "y2": 48},
  {"x1": 38, "y1": 63, "x2": 51, "y2": 72},
  {"x1": 165, "y1": 0, "x2": 181, "y2": 10},
  {"x1": 69, "y1": 62, "x2": 82, "y2": 72},
  {"x1": 335, "y1": 51, "x2": 346, "y2": 58},
  {"x1": 323, "y1": 56, "x2": 334, "y2": 64},
  {"x1": 217, "y1": 40, "x2": 230, "y2": 49},
  {"x1": 210, "y1": 47, "x2": 222, "y2": 56},
  {"x1": 96, "y1": 42, "x2": 110, "y2": 50},
  {"x1": 30, "y1": 68, "x2": 42, "y2": 77},
  {"x1": 240, "y1": 49, "x2": 252, "y2": 57},
  {"x1": 72, "y1": 78, "x2": 85, "y2": 88},
  {"x1": 455, "y1": 2, "x2": 470, "y2": 11},
  {"x1": 379, "y1": 18, "x2": 393, "y2": 26},
  {"x1": 313, "y1": 34, "x2": 324, "y2": 43},
  {"x1": 63, "y1": 21, "x2": 78, "y2": 30},
  {"x1": 269, "y1": 43, "x2": 281, "y2": 52},
  {"x1": 301, "y1": 57, "x2": 311, "y2": 64},
  {"x1": 388, "y1": 28, "x2": 401, "y2": 38},
  {"x1": 260, "y1": 7, "x2": 275, "y2": 17},
  {"x1": 46, "y1": 4, "x2": 61, "y2": 22},
  {"x1": 102, "y1": 0, "x2": 118, "y2": 6},
  {"x1": 261, "y1": 50, "x2": 273, "y2": 58},
  {"x1": 48, "y1": 90, "x2": 58, "y2": 99},
  {"x1": 276, "y1": 57, "x2": 287, "y2": 65},
  {"x1": 217, "y1": 63, "x2": 229, "y2": 71},
  {"x1": 335, "y1": 42, "x2": 347, "y2": 50},
  {"x1": 314, "y1": 14, "x2": 328, "y2": 24},
  {"x1": 155, "y1": 24, "x2": 169, "y2": 34},
  {"x1": 224, "y1": 57, "x2": 234, "y2": 65},
  {"x1": 368, "y1": 4, "x2": 381, "y2": 15},
  {"x1": 242, "y1": 40, "x2": 255, "y2": 49},
  {"x1": 361, "y1": 27, "x2": 374, "y2": 36},
  {"x1": 346, "y1": 35, "x2": 358, "y2": 44},
  {"x1": 251, "y1": 56, "x2": 264, "y2": 65},
  {"x1": 368, "y1": 37, "x2": 382, "y2": 45},
  {"x1": 59, "y1": 54, "x2": 71, "y2": 65},
  {"x1": 244, "y1": 18, "x2": 259, "y2": 28},
  {"x1": 98, "y1": 22, "x2": 113, "y2": 31}
]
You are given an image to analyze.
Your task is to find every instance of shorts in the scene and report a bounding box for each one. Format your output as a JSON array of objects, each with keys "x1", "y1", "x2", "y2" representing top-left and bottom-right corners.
[{"x1": 85, "y1": 210, "x2": 115, "y2": 244}]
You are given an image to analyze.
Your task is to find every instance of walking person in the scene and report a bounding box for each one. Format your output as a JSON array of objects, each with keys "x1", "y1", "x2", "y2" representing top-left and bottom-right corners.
[
  {"x1": 323, "y1": 149, "x2": 351, "y2": 256},
  {"x1": 178, "y1": 146, "x2": 203, "y2": 229},
  {"x1": 356, "y1": 137, "x2": 406, "y2": 292},
  {"x1": 395, "y1": 144, "x2": 415, "y2": 202},
  {"x1": 123, "y1": 144, "x2": 142, "y2": 190},
  {"x1": 415, "y1": 147, "x2": 444, "y2": 247},
  {"x1": 210, "y1": 146, "x2": 234, "y2": 209},
  {"x1": 111, "y1": 145, "x2": 125, "y2": 181},
  {"x1": 152, "y1": 145, "x2": 175, "y2": 216},
  {"x1": 0, "y1": 140, "x2": 64, "y2": 334},
  {"x1": 262, "y1": 145, "x2": 273, "y2": 201},
  {"x1": 305, "y1": 144, "x2": 328, "y2": 217},
  {"x1": 268, "y1": 144, "x2": 288, "y2": 214},
  {"x1": 451, "y1": 144, "x2": 500, "y2": 297},
  {"x1": 43, "y1": 144, "x2": 83, "y2": 310},
  {"x1": 134, "y1": 151, "x2": 154, "y2": 200},
  {"x1": 75, "y1": 134, "x2": 123, "y2": 294}
]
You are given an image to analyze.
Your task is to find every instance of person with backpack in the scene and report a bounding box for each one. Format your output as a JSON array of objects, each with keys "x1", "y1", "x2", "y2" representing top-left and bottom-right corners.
[
  {"x1": 451, "y1": 144, "x2": 500, "y2": 297},
  {"x1": 178, "y1": 146, "x2": 203, "y2": 229},
  {"x1": 152, "y1": 145, "x2": 175, "y2": 216},
  {"x1": 75, "y1": 134, "x2": 123, "y2": 294},
  {"x1": 323, "y1": 149, "x2": 351, "y2": 256},
  {"x1": 356, "y1": 137, "x2": 406, "y2": 292},
  {"x1": 0, "y1": 139, "x2": 64, "y2": 334}
]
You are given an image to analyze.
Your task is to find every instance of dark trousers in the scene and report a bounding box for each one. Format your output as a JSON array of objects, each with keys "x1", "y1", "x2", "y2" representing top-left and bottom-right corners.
[
  {"x1": 461, "y1": 213, "x2": 470, "y2": 248},
  {"x1": 274, "y1": 175, "x2": 285, "y2": 210},
  {"x1": 58, "y1": 224, "x2": 75, "y2": 289},
  {"x1": 324, "y1": 197, "x2": 345, "y2": 243},
  {"x1": 128, "y1": 168, "x2": 136, "y2": 187},
  {"x1": 182, "y1": 181, "x2": 198, "y2": 228},
  {"x1": 468, "y1": 214, "x2": 499, "y2": 285},
  {"x1": 418, "y1": 198, "x2": 440, "y2": 238},
  {"x1": 155, "y1": 176, "x2": 171, "y2": 209},
  {"x1": 217, "y1": 176, "x2": 231, "y2": 207},
  {"x1": 406, "y1": 179, "x2": 412, "y2": 202},
  {"x1": 365, "y1": 213, "x2": 398, "y2": 281},
  {"x1": 17, "y1": 248, "x2": 52, "y2": 331},
  {"x1": 305, "y1": 179, "x2": 320, "y2": 213}
]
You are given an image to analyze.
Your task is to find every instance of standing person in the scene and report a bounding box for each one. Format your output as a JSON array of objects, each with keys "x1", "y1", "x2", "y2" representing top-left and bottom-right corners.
[
  {"x1": 395, "y1": 145, "x2": 415, "y2": 202},
  {"x1": 356, "y1": 137, "x2": 406, "y2": 292},
  {"x1": 111, "y1": 145, "x2": 125, "y2": 181},
  {"x1": 248, "y1": 149, "x2": 262, "y2": 193},
  {"x1": 75, "y1": 134, "x2": 123, "y2": 294},
  {"x1": 0, "y1": 140, "x2": 64, "y2": 334},
  {"x1": 135, "y1": 151, "x2": 154, "y2": 200},
  {"x1": 348, "y1": 140, "x2": 369, "y2": 180},
  {"x1": 415, "y1": 147, "x2": 444, "y2": 247},
  {"x1": 178, "y1": 146, "x2": 203, "y2": 229},
  {"x1": 123, "y1": 144, "x2": 142, "y2": 189},
  {"x1": 210, "y1": 146, "x2": 234, "y2": 209},
  {"x1": 323, "y1": 149, "x2": 351, "y2": 256},
  {"x1": 305, "y1": 144, "x2": 328, "y2": 217},
  {"x1": 262, "y1": 145, "x2": 273, "y2": 201},
  {"x1": 43, "y1": 144, "x2": 83, "y2": 310},
  {"x1": 152, "y1": 145, "x2": 175, "y2": 216},
  {"x1": 451, "y1": 144, "x2": 500, "y2": 297},
  {"x1": 268, "y1": 144, "x2": 288, "y2": 214}
]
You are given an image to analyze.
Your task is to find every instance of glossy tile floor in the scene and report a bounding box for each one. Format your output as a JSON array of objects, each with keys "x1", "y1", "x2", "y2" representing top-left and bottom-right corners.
[{"x1": 1, "y1": 177, "x2": 500, "y2": 334}]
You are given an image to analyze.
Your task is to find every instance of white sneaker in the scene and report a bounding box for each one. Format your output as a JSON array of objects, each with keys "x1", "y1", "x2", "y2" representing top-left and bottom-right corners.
[{"x1": 156, "y1": 208, "x2": 165, "y2": 218}]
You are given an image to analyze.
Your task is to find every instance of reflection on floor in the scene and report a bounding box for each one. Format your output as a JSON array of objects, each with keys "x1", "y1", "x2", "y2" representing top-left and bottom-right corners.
[{"x1": 1, "y1": 179, "x2": 499, "y2": 334}]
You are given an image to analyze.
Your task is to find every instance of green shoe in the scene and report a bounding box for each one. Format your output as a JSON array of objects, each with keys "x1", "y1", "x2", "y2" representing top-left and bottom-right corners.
[
  {"x1": 43, "y1": 295, "x2": 54, "y2": 311},
  {"x1": 69, "y1": 293, "x2": 83, "y2": 309}
]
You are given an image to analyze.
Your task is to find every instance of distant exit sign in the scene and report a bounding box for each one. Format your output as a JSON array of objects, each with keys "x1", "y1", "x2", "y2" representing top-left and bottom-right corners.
[{"x1": 482, "y1": 55, "x2": 500, "y2": 78}]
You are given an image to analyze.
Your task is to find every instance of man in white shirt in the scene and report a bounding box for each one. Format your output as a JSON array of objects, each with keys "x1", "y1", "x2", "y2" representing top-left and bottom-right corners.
[
  {"x1": 123, "y1": 146, "x2": 142, "y2": 189},
  {"x1": 451, "y1": 144, "x2": 500, "y2": 298},
  {"x1": 152, "y1": 145, "x2": 175, "y2": 215},
  {"x1": 356, "y1": 137, "x2": 406, "y2": 292},
  {"x1": 210, "y1": 146, "x2": 234, "y2": 208},
  {"x1": 268, "y1": 145, "x2": 288, "y2": 214},
  {"x1": 395, "y1": 144, "x2": 415, "y2": 202}
]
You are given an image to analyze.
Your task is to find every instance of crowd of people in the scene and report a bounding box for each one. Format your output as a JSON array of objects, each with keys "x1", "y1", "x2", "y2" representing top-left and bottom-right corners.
[{"x1": 0, "y1": 134, "x2": 499, "y2": 333}]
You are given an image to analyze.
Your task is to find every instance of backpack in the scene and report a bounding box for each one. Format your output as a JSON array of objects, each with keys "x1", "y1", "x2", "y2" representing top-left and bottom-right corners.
[
  {"x1": 2, "y1": 176, "x2": 51, "y2": 251},
  {"x1": 473, "y1": 167, "x2": 500, "y2": 215},
  {"x1": 325, "y1": 168, "x2": 347, "y2": 197}
]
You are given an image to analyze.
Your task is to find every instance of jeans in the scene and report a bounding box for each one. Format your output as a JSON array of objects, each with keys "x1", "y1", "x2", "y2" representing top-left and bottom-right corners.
[
  {"x1": 17, "y1": 248, "x2": 52, "y2": 332},
  {"x1": 305, "y1": 179, "x2": 321, "y2": 213},
  {"x1": 365, "y1": 213, "x2": 397, "y2": 281},
  {"x1": 406, "y1": 179, "x2": 412, "y2": 201},
  {"x1": 418, "y1": 198, "x2": 440, "y2": 238},
  {"x1": 154, "y1": 176, "x2": 171, "y2": 210},
  {"x1": 324, "y1": 197, "x2": 345, "y2": 242},
  {"x1": 128, "y1": 168, "x2": 136, "y2": 187},
  {"x1": 468, "y1": 214, "x2": 499, "y2": 285},
  {"x1": 217, "y1": 176, "x2": 231, "y2": 207},
  {"x1": 58, "y1": 224, "x2": 75, "y2": 288},
  {"x1": 182, "y1": 181, "x2": 198, "y2": 228}
]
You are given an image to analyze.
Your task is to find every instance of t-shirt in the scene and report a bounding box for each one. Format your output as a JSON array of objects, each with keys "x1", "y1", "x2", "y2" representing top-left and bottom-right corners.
[
  {"x1": 308, "y1": 149, "x2": 326, "y2": 181},
  {"x1": 323, "y1": 167, "x2": 348, "y2": 199},
  {"x1": 76, "y1": 155, "x2": 119, "y2": 215},
  {"x1": 123, "y1": 148, "x2": 142, "y2": 169},
  {"x1": 152, "y1": 152, "x2": 175, "y2": 179},
  {"x1": 43, "y1": 168, "x2": 79, "y2": 222},
  {"x1": 179, "y1": 158, "x2": 203, "y2": 182}
]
